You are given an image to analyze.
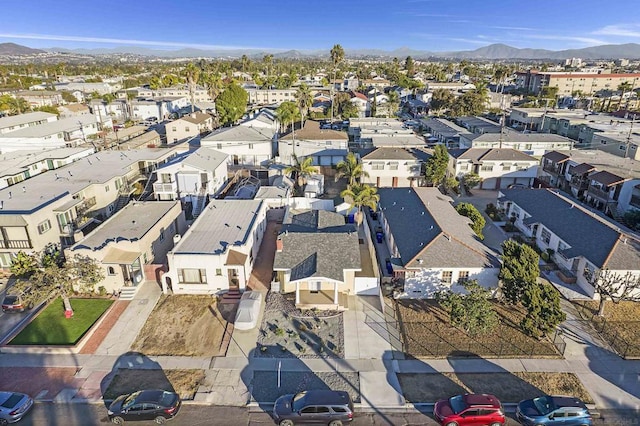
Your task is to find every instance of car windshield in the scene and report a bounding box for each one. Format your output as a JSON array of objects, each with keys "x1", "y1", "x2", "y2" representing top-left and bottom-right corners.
[
  {"x1": 123, "y1": 391, "x2": 142, "y2": 408},
  {"x1": 449, "y1": 395, "x2": 467, "y2": 414},
  {"x1": 533, "y1": 396, "x2": 554, "y2": 415},
  {"x1": 1, "y1": 393, "x2": 23, "y2": 408},
  {"x1": 3, "y1": 295, "x2": 18, "y2": 304},
  {"x1": 159, "y1": 391, "x2": 177, "y2": 406},
  {"x1": 292, "y1": 392, "x2": 306, "y2": 411}
]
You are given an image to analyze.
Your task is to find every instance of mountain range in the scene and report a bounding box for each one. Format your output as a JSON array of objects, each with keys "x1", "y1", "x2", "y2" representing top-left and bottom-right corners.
[{"x1": 2, "y1": 42, "x2": 640, "y2": 60}]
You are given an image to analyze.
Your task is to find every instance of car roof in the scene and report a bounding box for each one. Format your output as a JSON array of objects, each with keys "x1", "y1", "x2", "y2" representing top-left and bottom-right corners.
[
  {"x1": 464, "y1": 393, "x2": 501, "y2": 408},
  {"x1": 550, "y1": 396, "x2": 588, "y2": 409},
  {"x1": 134, "y1": 390, "x2": 174, "y2": 403},
  {"x1": 298, "y1": 390, "x2": 351, "y2": 406}
]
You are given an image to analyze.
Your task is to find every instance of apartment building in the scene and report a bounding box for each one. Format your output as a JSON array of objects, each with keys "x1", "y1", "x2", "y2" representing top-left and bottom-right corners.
[
  {"x1": 0, "y1": 112, "x2": 58, "y2": 135},
  {"x1": 166, "y1": 112, "x2": 215, "y2": 144},
  {"x1": 246, "y1": 88, "x2": 297, "y2": 106},
  {"x1": 516, "y1": 70, "x2": 640, "y2": 96}
]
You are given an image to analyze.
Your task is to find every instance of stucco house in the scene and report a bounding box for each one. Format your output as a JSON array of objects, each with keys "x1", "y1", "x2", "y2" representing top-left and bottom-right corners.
[
  {"x1": 448, "y1": 148, "x2": 539, "y2": 190},
  {"x1": 201, "y1": 125, "x2": 274, "y2": 166},
  {"x1": 273, "y1": 209, "x2": 362, "y2": 309},
  {"x1": 359, "y1": 147, "x2": 430, "y2": 187},
  {"x1": 66, "y1": 201, "x2": 186, "y2": 297},
  {"x1": 497, "y1": 188, "x2": 640, "y2": 298},
  {"x1": 166, "y1": 112, "x2": 215, "y2": 143},
  {"x1": 377, "y1": 187, "x2": 501, "y2": 298},
  {"x1": 163, "y1": 199, "x2": 268, "y2": 295},
  {"x1": 278, "y1": 120, "x2": 348, "y2": 166}
]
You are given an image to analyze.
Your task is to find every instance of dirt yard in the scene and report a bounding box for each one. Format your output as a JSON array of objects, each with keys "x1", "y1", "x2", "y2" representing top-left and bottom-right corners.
[
  {"x1": 131, "y1": 295, "x2": 236, "y2": 356},
  {"x1": 103, "y1": 369, "x2": 205, "y2": 400},
  {"x1": 398, "y1": 372, "x2": 593, "y2": 404}
]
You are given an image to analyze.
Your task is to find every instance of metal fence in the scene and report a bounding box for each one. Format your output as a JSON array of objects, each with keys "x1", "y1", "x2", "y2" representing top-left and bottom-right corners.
[{"x1": 573, "y1": 304, "x2": 640, "y2": 359}]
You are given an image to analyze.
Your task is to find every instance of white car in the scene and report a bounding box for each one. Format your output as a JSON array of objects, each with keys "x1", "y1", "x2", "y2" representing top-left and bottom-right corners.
[{"x1": 234, "y1": 291, "x2": 263, "y2": 331}]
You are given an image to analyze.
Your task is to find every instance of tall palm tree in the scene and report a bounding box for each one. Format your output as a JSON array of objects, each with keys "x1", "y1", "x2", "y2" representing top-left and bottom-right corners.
[
  {"x1": 241, "y1": 54, "x2": 250, "y2": 74},
  {"x1": 285, "y1": 154, "x2": 317, "y2": 194},
  {"x1": 295, "y1": 83, "x2": 312, "y2": 125},
  {"x1": 336, "y1": 152, "x2": 368, "y2": 186},
  {"x1": 386, "y1": 90, "x2": 399, "y2": 118},
  {"x1": 183, "y1": 63, "x2": 201, "y2": 113},
  {"x1": 330, "y1": 44, "x2": 345, "y2": 122},
  {"x1": 275, "y1": 101, "x2": 301, "y2": 134},
  {"x1": 341, "y1": 183, "x2": 379, "y2": 226}
]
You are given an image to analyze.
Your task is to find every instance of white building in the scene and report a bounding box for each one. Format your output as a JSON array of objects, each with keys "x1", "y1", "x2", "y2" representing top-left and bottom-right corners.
[
  {"x1": 163, "y1": 199, "x2": 268, "y2": 295},
  {"x1": 459, "y1": 130, "x2": 574, "y2": 156},
  {"x1": 0, "y1": 112, "x2": 58, "y2": 135},
  {"x1": 201, "y1": 125, "x2": 274, "y2": 166},
  {"x1": 360, "y1": 147, "x2": 429, "y2": 187},
  {"x1": 166, "y1": 112, "x2": 214, "y2": 144},
  {"x1": 278, "y1": 120, "x2": 348, "y2": 166}
]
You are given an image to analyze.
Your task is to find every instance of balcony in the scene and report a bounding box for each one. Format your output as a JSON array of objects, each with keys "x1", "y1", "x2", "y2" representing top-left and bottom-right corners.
[
  {"x1": 569, "y1": 176, "x2": 588, "y2": 191},
  {"x1": 542, "y1": 163, "x2": 562, "y2": 175},
  {"x1": 153, "y1": 181, "x2": 177, "y2": 193},
  {"x1": 587, "y1": 186, "x2": 611, "y2": 201},
  {"x1": 75, "y1": 197, "x2": 97, "y2": 216},
  {"x1": 0, "y1": 240, "x2": 32, "y2": 249}
]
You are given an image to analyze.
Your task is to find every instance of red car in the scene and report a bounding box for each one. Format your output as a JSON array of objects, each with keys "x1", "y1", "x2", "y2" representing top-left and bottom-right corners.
[{"x1": 434, "y1": 393, "x2": 505, "y2": 426}]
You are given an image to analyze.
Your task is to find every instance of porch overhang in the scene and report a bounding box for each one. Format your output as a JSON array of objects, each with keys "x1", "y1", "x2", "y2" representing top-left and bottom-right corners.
[{"x1": 102, "y1": 248, "x2": 141, "y2": 264}]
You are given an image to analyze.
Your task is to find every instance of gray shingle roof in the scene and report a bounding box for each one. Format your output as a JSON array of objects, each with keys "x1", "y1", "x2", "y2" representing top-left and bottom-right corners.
[
  {"x1": 589, "y1": 170, "x2": 627, "y2": 187},
  {"x1": 0, "y1": 111, "x2": 56, "y2": 129},
  {"x1": 361, "y1": 147, "x2": 421, "y2": 161},
  {"x1": 448, "y1": 148, "x2": 538, "y2": 163},
  {"x1": 273, "y1": 210, "x2": 361, "y2": 282},
  {"x1": 500, "y1": 188, "x2": 639, "y2": 269},
  {"x1": 543, "y1": 151, "x2": 571, "y2": 163},
  {"x1": 182, "y1": 147, "x2": 228, "y2": 171},
  {"x1": 464, "y1": 131, "x2": 573, "y2": 144},
  {"x1": 378, "y1": 187, "x2": 500, "y2": 268},
  {"x1": 201, "y1": 125, "x2": 273, "y2": 143}
]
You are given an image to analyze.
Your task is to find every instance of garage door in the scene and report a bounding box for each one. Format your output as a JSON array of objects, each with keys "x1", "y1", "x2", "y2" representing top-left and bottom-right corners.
[
  {"x1": 319, "y1": 156, "x2": 332, "y2": 166},
  {"x1": 482, "y1": 178, "x2": 497, "y2": 189},
  {"x1": 499, "y1": 178, "x2": 516, "y2": 189}
]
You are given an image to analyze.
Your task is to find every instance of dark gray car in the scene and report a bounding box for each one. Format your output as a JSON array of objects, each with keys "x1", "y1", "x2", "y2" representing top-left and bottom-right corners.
[{"x1": 273, "y1": 390, "x2": 354, "y2": 426}]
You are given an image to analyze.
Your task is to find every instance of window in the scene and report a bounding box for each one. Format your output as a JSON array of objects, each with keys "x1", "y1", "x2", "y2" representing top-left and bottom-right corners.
[
  {"x1": 458, "y1": 271, "x2": 469, "y2": 283},
  {"x1": 480, "y1": 165, "x2": 493, "y2": 172},
  {"x1": 301, "y1": 407, "x2": 316, "y2": 414},
  {"x1": 558, "y1": 241, "x2": 567, "y2": 252},
  {"x1": 332, "y1": 407, "x2": 347, "y2": 413},
  {"x1": 171, "y1": 127, "x2": 176, "y2": 132},
  {"x1": 316, "y1": 406, "x2": 330, "y2": 413},
  {"x1": 159, "y1": 228, "x2": 165, "y2": 241},
  {"x1": 105, "y1": 185, "x2": 110, "y2": 192},
  {"x1": 541, "y1": 227, "x2": 551, "y2": 244},
  {"x1": 185, "y1": 127, "x2": 190, "y2": 132},
  {"x1": 442, "y1": 271, "x2": 452, "y2": 284},
  {"x1": 37, "y1": 219, "x2": 51, "y2": 234},
  {"x1": 371, "y1": 162, "x2": 384, "y2": 170},
  {"x1": 108, "y1": 266, "x2": 116, "y2": 275},
  {"x1": 178, "y1": 268, "x2": 207, "y2": 283},
  {"x1": 217, "y1": 143, "x2": 222, "y2": 150},
  {"x1": 216, "y1": 268, "x2": 222, "y2": 276},
  {"x1": 388, "y1": 162, "x2": 399, "y2": 170},
  {"x1": 249, "y1": 143, "x2": 254, "y2": 149}
]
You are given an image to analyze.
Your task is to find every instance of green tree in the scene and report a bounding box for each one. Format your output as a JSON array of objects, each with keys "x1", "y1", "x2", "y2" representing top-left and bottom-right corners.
[
  {"x1": 520, "y1": 281, "x2": 566, "y2": 338},
  {"x1": 386, "y1": 90, "x2": 399, "y2": 118},
  {"x1": 429, "y1": 89, "x2": 455, "y2": 114},
  {"x1": 276, "y1": 101, "x2": 301, "y2": 133},
  {"x1": 285, "y1": 154, "x2": 317, "y2": 194},
  {"x1": 499, "y1": 240, "x2": 540, "y2": 304},
  {"x1": 585, "y1": 269, "x2": 640, "y2": 316},
  {"x1": 61, "y1": 91, "x2": 78, "y2": 103},
  {"x1": 423, "y1": 144, "x2": 449, "y2": 186},
  {"x1": 405, "y1": 56, "x2": 416, "y2": 77},
  {"x1": 183, "y1": 63, "x2": 201, "y2": 113},
  {"x1": 0, "y1": 95, "x2": 30, "y2": 115},
  {"x1": 66, "y1": 254, "x2": 105, "y2": 295},
  {"x1": 35, "y1": 105, "x2": 59, "y2": 116},
  {"x1": 330, "y1": 44, "x2": 345, "y2": 121},
  {"x1": 295, "y1": 83, "x2": 312, "y2": 125},
  {"x1": 336, "y1": 152, "x2": 368, "y2": 186},
  {"x1": 462, "y1": 172, "x2": 482, "y2": 189},
  {"x1": 436, "y1": 280, "x2": 498, "y2": 336},
  {"x1": 216, "y1": 83, "x2": 248, "y2": 126},
  {"x1": 450, "y1": 90, "x2": 486, "y2": 117},
  {"x1": 9, "y1": 251, "x2": 39, "y2": 278},
  {"x1": 455, "y1": 202, "x2": 486, "y2": 240},
  {"x1": 333, "y1": 92, "x2": 359, "y2": 119},
  {"x1": 623, "y1": 209, "x2": 640, "y2": 231},
  {"x1": 340, "y1": 183, "x2": 380, "y2": 226}
]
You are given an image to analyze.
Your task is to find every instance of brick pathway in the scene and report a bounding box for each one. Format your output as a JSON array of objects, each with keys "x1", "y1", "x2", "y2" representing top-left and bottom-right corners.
[
  {"x1": 247, "y1": 220, "x2": 280, "y2": 293},
  {"x1": 78, "y1": 300, "x2": 130, "y2": 354},
  {"x1": 0, "y1": 367, "x2": 83, "y2": 401}
]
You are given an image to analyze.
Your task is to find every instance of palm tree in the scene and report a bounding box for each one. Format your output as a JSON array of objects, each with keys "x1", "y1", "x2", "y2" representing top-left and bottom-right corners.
[
  {"x1": 330, "y1": 44, "x2": 345, "y2": 122},
  {"x1": 285, "y1": 154, "x2": 317, "y2": 194},
  {"x1": 336, "y1": 152, "x2": 368, "y2": 186},
  {"x1": 295, "y1": 83, "x2": 312, "y2": 125},
  {"x1": 275, "y1": 101, "x2": 301, "y2": 134},
  {"x1": 241, "y1": 54, "x2": 250, "y2": 74},
  {"x1": 618, "y1": 81, "x2": 633, "y2": 110},
  {"x1": 340, "y1": 183, "x2": 380, "y2": 226},
  {"x1": 182, "y1": 64, "x2": 201, "y2": 113},
  {"x1": 386, "y1": 90, "x2": 399, "y2": 118}
]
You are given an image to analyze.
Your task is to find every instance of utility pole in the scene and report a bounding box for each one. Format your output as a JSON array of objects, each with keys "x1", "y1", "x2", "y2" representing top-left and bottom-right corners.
[{"x1": 624, "y1": 116, "x2": 636, "y2": 159}]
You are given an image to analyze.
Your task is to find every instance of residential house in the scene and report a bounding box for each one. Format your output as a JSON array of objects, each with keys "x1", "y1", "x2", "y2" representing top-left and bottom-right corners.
[
  {"x1": 0, "y1": 147, "x2": 94, "y2": 189},
  {"x1": 420, "y1": 117, "x2": 471, "y2": 148},
  {"x1": 497, "y1": 188, "x2": 640, "y2": 298},
  {"x1": 153, "y1": 147, "x2": 229, "y2": 216},
  {"x1": 448, "y1": 148, "x2": 539, "y2": 190},
  {"x1": 0, "y1": 115, "x2": 104, "y2": 153},
  {"x1": 163, "y1": 199, "x2": 268, "y2": 295},
  {"x1": 509, "y1": 108, "x2": 548, "y2": 131},
  {"x1": 247, "y1": 88, "x2": 296, "y2": 106},
  {"x1": 349, "y1": 92, "x2": 370, "y2": 117},
  {"x1": 166, "y1": 112, "x2": 215, "y2": 144},
  {"x1": 456, "y1": 116, "x2": 502, "y2": 134},
  {"x1": 15, "y1": 90, "x2": 64, "y2": 107},
  {"x1": 377, "y1": 187, "x2": 501, "y2": 298},
  {"x1": 539, "y1": 150, "x2": 640, "y2": 215},
  {"x1": 361, "y1": 78, "x2": 391, "y2": 90},
  {"x1": 201, "y1": 125, "x2": 274, "y2": 166},
  {"x1": 273, "y1": 209, "x2": 362, "y2": 309},
  {"x1": 458, "y1": 130, "x2": 574, "y2": 156},
  {"x1": 240, "y1": 109, "x2": 279, "y2": 134},
  {"x1": 0, "y1": 111, "x2": 58, "y2": 135},
  {"x1": 360, "y1": 147, "x2": 430, "y2": 187},
  {"x1": 66, "y1": 201, "x2": 186, "y2": 295},
  {"x1": 131, "y1": 96, "x2": 189, "y2": 121},
  {"x1": 278, "y1": 120, "x2": 348, "y2": 166},
  {"x1": 59, "y1": 103, "x2": 91, "y2": 118},
  {"x1": 0, "y1": 148, "x2": 179, "y2": 270}
]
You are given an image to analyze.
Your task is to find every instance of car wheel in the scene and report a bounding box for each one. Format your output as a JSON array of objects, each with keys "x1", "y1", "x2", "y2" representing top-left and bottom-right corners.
[
  {"x1": 111, "y1": 416, "x2": 124, "y2": 425},
  {"x1": 444, "y1": 423, "x2": 458, "y2": 426},
  {"x1": 328, "y1": 420, "x2": 343, "y2": 426},
  {"x1": 154, "y1": 416, "x2": 166, "y2": 424},
  {"x1": 279, "y1": 420, "x2": 294, "y2": 426},
  {"x1": 0, "y1": 419, "x2": 9, "y2": 426},
  {"x1": 490, "y1": 423, "x2": 502, "y2": 426}
]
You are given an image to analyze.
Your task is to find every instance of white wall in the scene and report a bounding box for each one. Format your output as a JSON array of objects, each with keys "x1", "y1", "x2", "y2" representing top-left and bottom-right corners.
[
  {"x1": 401, "y1": 267, "x2": 500, "y2": 298},
  {"x1": 200, "y1": 140, "x2": 273, "y2": 166}
]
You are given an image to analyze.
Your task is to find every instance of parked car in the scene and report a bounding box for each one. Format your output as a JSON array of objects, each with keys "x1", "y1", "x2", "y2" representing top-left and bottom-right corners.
[
  {"x1": 434, "y1": 393, "x2": 505, "y2": 426},
  {"x1": 516, "y1": 395, "x2": 592, "y2": 426},
  {"x1": 108, "y1": 390, "x2": 181, "y2": 424},
  {"x1": 273, "y1": 390, "x2": 354, "y2": 426},
  {"x1": 385, "y1": 258, "x2": 393, "y2": 275},
  {"x1": 0, "y1": 391, "x2": 34, "y2": 424},
  {"x1": 234, "y1": 291, "x2": 263, "y2": 331},
  {"x1": 375, "y1": 226, "x2": 384, "y2": 243},
  {"x1": 1, "y1": 288, "x2": 33, "y2": 313}
]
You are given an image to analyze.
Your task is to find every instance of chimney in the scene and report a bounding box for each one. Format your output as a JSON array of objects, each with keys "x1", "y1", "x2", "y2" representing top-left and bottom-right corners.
[{"x1": 276, "y1": 239, "x2": 283, "y2": 252}]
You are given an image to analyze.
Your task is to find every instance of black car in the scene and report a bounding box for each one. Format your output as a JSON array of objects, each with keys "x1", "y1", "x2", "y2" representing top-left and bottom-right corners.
[
  {"x1": 273, "y1": 390, "x2": 354, "y2": 426},
  {"x1": 108, "y1": 390, "x2": 181, "y2": 424}
]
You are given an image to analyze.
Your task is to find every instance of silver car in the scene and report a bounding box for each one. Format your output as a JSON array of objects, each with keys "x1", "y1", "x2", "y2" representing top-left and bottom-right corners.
[{"x1": 0, "y1": 392, "x2": 33, "y2": 424}]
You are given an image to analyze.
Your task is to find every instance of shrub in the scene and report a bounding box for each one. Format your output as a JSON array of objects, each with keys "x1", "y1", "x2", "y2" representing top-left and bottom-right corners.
[
  {"x1": 455, "y1": 202, "x2": 485, "y2": 239},
  {"x1": 97, "y1": 286, "x2": 107, "y2": 296},
  {"x1": 274, "y1": 327, "x2": 284, "y2": 337},
  {"x1": 435, "y1": 280, "x2": 498, "y2": 336}
]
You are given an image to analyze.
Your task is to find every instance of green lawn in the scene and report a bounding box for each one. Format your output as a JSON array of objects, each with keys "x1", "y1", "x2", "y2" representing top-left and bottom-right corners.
[{"x1": 10, "y1": 298, "x2": 113, "y2": 345}]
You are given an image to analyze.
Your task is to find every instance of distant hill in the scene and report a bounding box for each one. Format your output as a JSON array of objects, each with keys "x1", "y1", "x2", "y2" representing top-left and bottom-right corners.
[
  {"x1": 0, "y1": 42, "x2": 45, "y2": 55},
  {"x1": 27, "y1": 42, "x2": 640, "y2": 60}
]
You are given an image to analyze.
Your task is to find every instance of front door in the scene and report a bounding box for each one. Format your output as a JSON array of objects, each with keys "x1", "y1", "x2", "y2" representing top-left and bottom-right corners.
[
  {"x1": 309, "y1": 281, "x2": 320, "y2": 293},
  {"x1": 228, "y1": 268, "x2": 239, "y2": 289},
  {"x1": 392, "y1": 177, "x2": 398, "y2": 187}
]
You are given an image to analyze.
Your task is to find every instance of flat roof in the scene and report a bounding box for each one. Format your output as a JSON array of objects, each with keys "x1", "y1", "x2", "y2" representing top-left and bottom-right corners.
[
  {"x1": 555, "y1": 149, "x2": 640, "y2": 178},
  {"x1": 172, "y1": 199, "x2": 263, "y2": 254},
  {"x1": 0, "y1": 147, "x2": 94, "y2": 178},
  {"x1": 0, "y1": 148, "x2": 178, "y2": 213},
  {"x1": 0, "y1": 115, "x2": 99, "y2": 138},
  {"x1": 72, "y1": 201, "x2": 179, "y2": 251},
  {"x1": 0, "y1": 111, "x2": 56, "y2": 129}
]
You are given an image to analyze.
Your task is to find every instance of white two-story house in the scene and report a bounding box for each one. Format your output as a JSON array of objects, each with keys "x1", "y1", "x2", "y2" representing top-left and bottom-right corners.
[
  {"x1": 360, "y1": 147, "x2": 430, "y2": 187},
  {"x1": 448, "y1": 148, "x2": 539, "y2": 189}
]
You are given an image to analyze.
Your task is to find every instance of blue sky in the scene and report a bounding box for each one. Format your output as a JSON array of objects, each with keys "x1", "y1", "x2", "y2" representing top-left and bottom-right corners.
[{"x1": 1, "y1": 0, "x2": 640, "y2": 52}]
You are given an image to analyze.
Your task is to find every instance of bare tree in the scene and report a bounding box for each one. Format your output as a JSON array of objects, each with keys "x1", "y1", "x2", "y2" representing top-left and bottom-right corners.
[{"x1": 586, "y1": 269, "x2": 640, "y2": 316}]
